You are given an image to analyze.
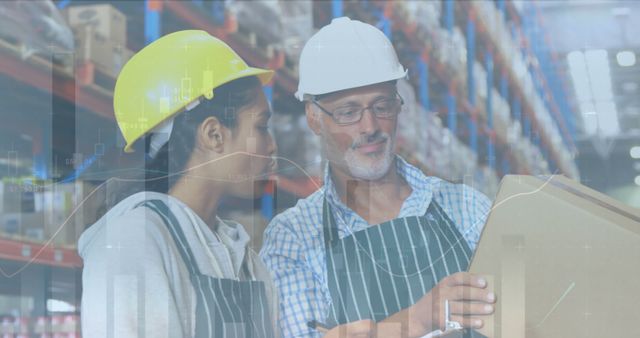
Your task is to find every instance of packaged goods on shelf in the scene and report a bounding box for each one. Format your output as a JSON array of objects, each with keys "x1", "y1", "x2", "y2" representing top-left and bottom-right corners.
[
  {"x1": 396, "y1": 79, "x2": 428, "y2": 159},
  {"x1": 425, "y1": 114, "x2": 478, "y2": 181},
  {"x1": 271, "y1": 113, "x2": 321, "y2": 179},
  {"x1": 514, "y1": 139, "x2": 550, "y2": 176},
  {"x1": 73, "y1": 25, "x2": 132, "y2": 78},
  {"x1": 0, "y1": 179, "x2": 106, "y2": 246},
  {"x1": 423, "y1": 113, "x2": 451, "y2": 178},
  {"x1": 474, "y1": 61, "x2": 488, "y2": 120},
  {"x1": 506, "y1": 120, "x2": 522, "y2": 145},
  {"x1": 1, "y1": 212, "x2": 45, "y2": 241},
  {"x1": 527, "y1": 144, "x2": 550, "y2": 175},
  {"x1": 48, "y1": 181, "x2": 107, "y2": 247},
  {"x1": 449, "y1": 27, "x2": 468, "y2": 87},
  {"x1": 403, "y1": 0, "x2": 441, "y2": 33},
  {"x1": 432, "y1": 27, "x2": 449, "y2": 64},
  {"x1": 474, "y1": 165, "x2": 500, "y2": 199},
  {"x1": 227, "y1": 0, "x2": 312, "y2": 58},
  {"x1": 492, "y1": 88, "x2": 512, "y2": 142},
  {"x1": 0, "y1": 0, "x2": 74, "y2": 59},
  {"x1": 64, "y1": 3, "x2": 127, "y2": 45},
  {"x1": 471, "y1": 0, "x2": 498, "y2": 38},
  {"x1": 0, "y1": 181, "x2": 27, "y2": 215},
  {"x1": 450, "y1": 139, "x2": 478, "y2": 180},
  {"x1": 279, "y1": 1, "x2": 313, "y2": 60},
  {"x1": 512, "y1": 138, "x2": 530, "y2": 173},
  {"x1": 0, "y1": 316, "x2": 29, "y2": 337},
  {"x1": 511, "y1": 52, "x2": 528, "y2": 83},
  {"x1": 432, "y1": 26, "x2": 467, "y2": 86}
]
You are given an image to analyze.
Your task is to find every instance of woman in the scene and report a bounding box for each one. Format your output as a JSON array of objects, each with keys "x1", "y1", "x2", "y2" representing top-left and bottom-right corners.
[{"x1": 79, "y1": 30, "x2": 278, "y2": 338}]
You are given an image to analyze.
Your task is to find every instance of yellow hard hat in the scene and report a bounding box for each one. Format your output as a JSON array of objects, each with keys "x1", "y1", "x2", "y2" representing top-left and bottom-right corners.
[{"x1": 114, "y1": 30, "x2": 274, "y2": 153}]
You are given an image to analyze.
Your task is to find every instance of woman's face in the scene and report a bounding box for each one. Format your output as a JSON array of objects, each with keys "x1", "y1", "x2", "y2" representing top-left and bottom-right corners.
[{"x1": 223, "y1": 89, "x2": 277, "y2": 198}]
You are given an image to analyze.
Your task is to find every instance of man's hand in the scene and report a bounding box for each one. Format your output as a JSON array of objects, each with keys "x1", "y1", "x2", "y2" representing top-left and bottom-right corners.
[
  {"x1": 323, "y1": 319, "x2": 376, "y2": 338},
  {"x1": 409, "y1": 272, "x2": 496, "y2": 336}
]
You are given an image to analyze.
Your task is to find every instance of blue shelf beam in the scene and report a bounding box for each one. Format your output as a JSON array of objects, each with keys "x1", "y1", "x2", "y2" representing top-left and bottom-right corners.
[
  {"x1": 444, "y1": 0, "x2": 454, "y2": 32},
  {"x1": 417, "y1": 54, "x2": 430, "y2": 111},
  {"x1": 145, "y1": 0, "x2": 162, "y2": 45},
  {"x1": 447, "y1": 88, "x2": 457, "y2": 136},
  {"x1": 332, "y1": 0, "x2": 343, "y2": 18}
]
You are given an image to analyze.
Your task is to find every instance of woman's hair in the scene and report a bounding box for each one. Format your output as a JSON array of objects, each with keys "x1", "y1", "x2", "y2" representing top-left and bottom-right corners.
[{"x1": 143, "y1": 76, "x2": 262, "y2": 193}]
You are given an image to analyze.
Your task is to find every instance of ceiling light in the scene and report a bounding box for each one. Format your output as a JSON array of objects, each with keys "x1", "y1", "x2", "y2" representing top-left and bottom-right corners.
[
  {"x1": 585, "y1": 50, "x2": 613, "y2": 101},
  {"x1": 617, "y1": 51, "x2": 636, "y2": 67},
  {"x1": 631, "y1": 146, "x2": 640, "y2": 159},
  {"x1": 568, "y1": 51, "x2": 592, "y2": 102},
  {"x1": 635, "y1": 175, "x2": 640, "y2": 186}
]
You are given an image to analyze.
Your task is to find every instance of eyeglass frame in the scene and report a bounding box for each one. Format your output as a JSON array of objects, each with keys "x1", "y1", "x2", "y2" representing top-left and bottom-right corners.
[{"x1": 311, "y1": 92, "x2": 405, "y2": 126}]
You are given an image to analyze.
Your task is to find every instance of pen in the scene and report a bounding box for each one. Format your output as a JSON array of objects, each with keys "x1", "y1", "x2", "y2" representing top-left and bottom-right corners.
[{"x1": 307, "y1": 320, "x2": 330, "y2": 333}]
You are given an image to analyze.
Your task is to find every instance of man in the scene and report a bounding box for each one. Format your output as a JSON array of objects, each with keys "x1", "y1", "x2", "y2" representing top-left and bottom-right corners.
[{"x1": 261, "y1": 17, "x2": 496, "y2": 338}]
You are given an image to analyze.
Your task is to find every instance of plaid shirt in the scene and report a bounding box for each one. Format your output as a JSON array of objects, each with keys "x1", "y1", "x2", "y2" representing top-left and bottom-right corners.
[{"x1": 260, "y1": 156, "x2": 492, "y2": 337}]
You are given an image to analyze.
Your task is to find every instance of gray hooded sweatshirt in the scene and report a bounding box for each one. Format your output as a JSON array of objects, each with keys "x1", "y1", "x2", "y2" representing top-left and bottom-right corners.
[{"x1": 78, "y1": 191, "x2": 279, "y2": 338}]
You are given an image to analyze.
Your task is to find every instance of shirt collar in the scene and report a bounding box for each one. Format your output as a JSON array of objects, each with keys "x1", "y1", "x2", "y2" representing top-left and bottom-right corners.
[{"x1": 323, "y1": 155, "x2": 437, "y2": 218}]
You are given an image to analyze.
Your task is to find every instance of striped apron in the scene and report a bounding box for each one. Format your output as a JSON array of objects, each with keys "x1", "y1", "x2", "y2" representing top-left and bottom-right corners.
[
  {"x1": 140, "y1": 200, "x2": 274, "y2": 338},
  {"x1": 322, "y1": 197, "x2": 483, "y2": 336}
]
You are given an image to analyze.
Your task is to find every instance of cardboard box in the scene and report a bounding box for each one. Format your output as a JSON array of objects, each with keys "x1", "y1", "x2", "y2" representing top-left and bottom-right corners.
[
  {"x1": 44, "y1": 181, "x2": 107, "y2": 247},
  {"x1": 469, "y1": 175, "x2": 640, "y2": 337},
  {"x1": 1, "y1": 212, "x2": 46, "y2": 241},
  {"x1": 0, "y1": 182, "x2": 23, "y2": 214},
  {"x1": 65, "y1": 4, "x2": 126, "y2": 45},
  {"x1": 74, "y1": 25, "x2": 131, "y2": 77}
]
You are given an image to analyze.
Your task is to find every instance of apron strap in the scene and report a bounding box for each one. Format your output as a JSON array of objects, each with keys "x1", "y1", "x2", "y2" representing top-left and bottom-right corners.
[
  {"x1": 426, "y1": 198, "x2": 474, "y2": 261},
  {"x1": 322, "y1": 197, "x2": 341, "y2": 245},
  {"x1": 137, "y1": 199, "x2": 202, "y2": 276}
]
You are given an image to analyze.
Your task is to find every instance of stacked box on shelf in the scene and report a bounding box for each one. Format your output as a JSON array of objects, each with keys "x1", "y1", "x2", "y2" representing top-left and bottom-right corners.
[
  {"x1": 423, "y1": 113, "x2": 449, "y2": 178},
  {"x1": 226, "y1": 0, "x2": 313, "y2": 60},
  {"x1": 431, "y1": 26, "x2": 467, "y2": 95},
  {"x1": 279, "y1": 1, "x2": 313, "y2": 61},
  {"x1": 0, "y1": 178, "x2": 106, "y2": 247},
  {"x1": 64, "y1": 4, "x2": 132, "y2": 78},
  {"x1": 0, "y1": 180, "x2": 47, "y2": 242},
  {"x1": 0, "y1": 1, "x2": 74, "y2": 66},
  {"x1": 396, "y1": 79, "x2": 429, "y2": 165},
  {"x1": 474, "y1": 165, "x2": 500, "y2": 199},
  {"x1": 474, "y1": 61, "x2": 488, "y2": 121},
  {"x1": 422, "y1": 114, "x2": 478, "y2": 181},
  {"x1": 41, "y1": 181, "x2": 107, "y2": 247},
  {"x1": 402, "y1": 0, "x2": 441, "y2": 33},
  {"x1": 492, "y1": 88, "x2": 512, "y2": 143},
  {"x1": 470, "y1": 1, "x2": 499, "y2": 40},
  {"x1": 65, "y1": 4, "x2": 126, "y2": 44}
]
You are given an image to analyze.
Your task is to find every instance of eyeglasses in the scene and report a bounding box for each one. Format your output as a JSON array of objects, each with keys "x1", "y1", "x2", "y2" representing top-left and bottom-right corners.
[{"x1": 312, "y1": 93, "x2": 404, "y2": 126}]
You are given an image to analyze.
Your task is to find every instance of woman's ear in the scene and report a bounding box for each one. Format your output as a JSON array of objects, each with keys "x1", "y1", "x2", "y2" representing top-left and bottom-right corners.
[
  {"x1": 197, "y1": 116, "x2": 226, "y2": 153},
  {"x1": 305, "y1": 102, "x2": 322, "y2": 136}
]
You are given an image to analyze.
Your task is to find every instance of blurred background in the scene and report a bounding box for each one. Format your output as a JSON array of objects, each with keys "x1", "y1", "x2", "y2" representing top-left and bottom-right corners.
[{"x1": 0, "y1": 0, "x2": 637, "y2": 336}]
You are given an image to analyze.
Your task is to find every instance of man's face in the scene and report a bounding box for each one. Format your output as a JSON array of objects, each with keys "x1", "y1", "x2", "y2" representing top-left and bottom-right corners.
[{"x1": 308, "y1": 82, "x2": 399, "y2": 181}]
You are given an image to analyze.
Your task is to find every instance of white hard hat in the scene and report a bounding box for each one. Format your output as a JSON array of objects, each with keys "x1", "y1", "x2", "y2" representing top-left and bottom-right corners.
[{"x1": 295, "y1": 17, "x2": 408, "y2": 101}]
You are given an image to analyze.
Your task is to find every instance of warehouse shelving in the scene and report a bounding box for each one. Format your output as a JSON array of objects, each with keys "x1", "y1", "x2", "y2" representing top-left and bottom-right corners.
[
  {"x1": 460, "y1": 1, "x2": 578, "y2": 175},
  {"x1": 0, "y1": 1, "x2": 588, "y2": 334},
  {"x1": 0, "y1": 237, "x2": 82, "y2": 270},
  {"x1": 0, "y1": 39, "x2": 112, "y2": 120}
]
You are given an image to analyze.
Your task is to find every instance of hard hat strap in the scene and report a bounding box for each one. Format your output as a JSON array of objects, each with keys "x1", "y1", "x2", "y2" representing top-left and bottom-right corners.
[{"x1": 148, "y1": 99, "x2": 201, "y2": 158}]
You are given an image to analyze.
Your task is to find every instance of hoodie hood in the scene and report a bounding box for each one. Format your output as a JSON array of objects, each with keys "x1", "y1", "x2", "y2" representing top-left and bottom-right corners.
[{"x1": 78, "y1": 191, "x2": 171, "y2": 259}]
